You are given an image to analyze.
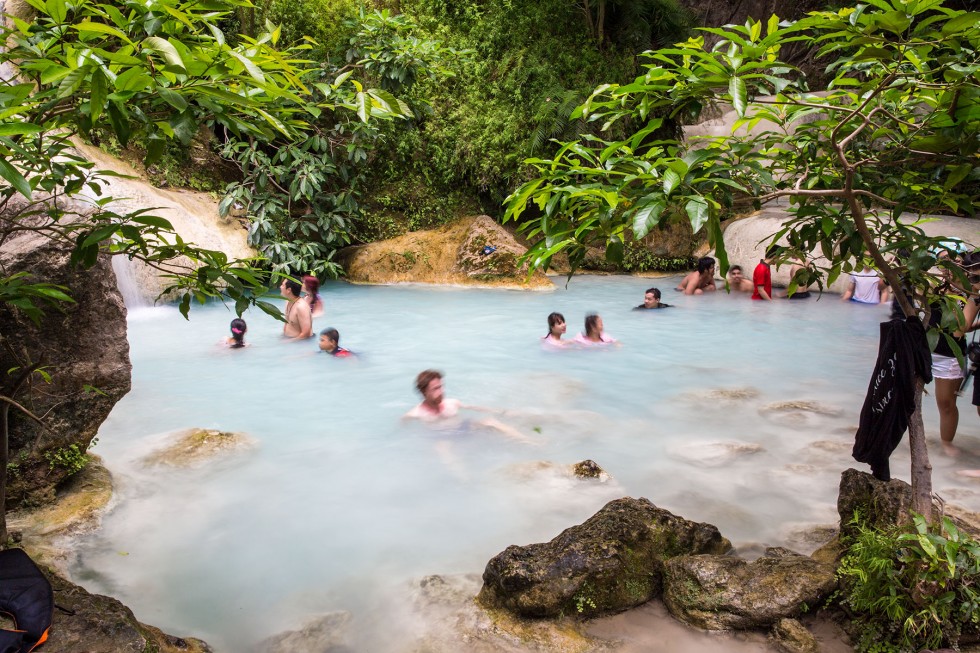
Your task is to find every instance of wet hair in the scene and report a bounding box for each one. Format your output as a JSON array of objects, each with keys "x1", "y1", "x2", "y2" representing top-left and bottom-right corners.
[
  {"x1": 645, "y1": 288, "x2": 661, "y2": 301},
  {"x1": 584, "y1": 313, "x2": 602, "y2": 339},
  {"x1": 303, "y1": 275, "x2": 320, "y2": 307},
  {"x1": 319, "y1": 327, "x2": 340, "y2": 347},
  {"x1": 765, "y1": 244, "x2": 780, "y2": 259},
  {"x1": 546, "y1": 312, "x2": 565, "y2": 337},
  {"x1": 729, "y1": 265, "x2": 743, "y2": 274},
  {"x1": 229, "y1": 318, "x2": 247, "y2": 348},
  {"x1": 696, "y1": 256, "x2": 715, "y2": 274},
  {"x1": 282, "y1": 279, "x2": 302, "y2": 298},
  {"x1": 415, "y1": 369, "x2": 443, "y2": 396}
]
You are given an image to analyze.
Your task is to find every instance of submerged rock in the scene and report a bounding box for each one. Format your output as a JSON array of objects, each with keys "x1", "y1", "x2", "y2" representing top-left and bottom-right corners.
[
  {"x1": 662, "y1": 548, "x2": 836, "y2": 630},
  {"x1": 572, "y1": 460, "x2": 607, "y2": 480},
  {"x1": 410, "y1": 574, "x2": 611, "y2": 653},
  {"x1": 666, "y1": 441, "x2": 764, "y2": 467},
  {"x1": 338, "y1": 215, "x2": 552, "y2": 289},
  {"x1": 478, "y1": 497, "x2": 731, "y2": 619},
  {"x1": 140, "y1": 428, "x2": 256, "y2": 468},
  {"x1": 258, "y1": 612, "x2": 352, "y2": 653},
  {"x1": 759, "y1": 401, "x2": 843, "y2": 417}
]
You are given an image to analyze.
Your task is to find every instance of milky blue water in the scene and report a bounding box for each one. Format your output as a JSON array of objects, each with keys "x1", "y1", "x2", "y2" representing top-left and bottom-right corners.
[{"x1": 70, "y1": 276, "x2": 980, "y2": 652}]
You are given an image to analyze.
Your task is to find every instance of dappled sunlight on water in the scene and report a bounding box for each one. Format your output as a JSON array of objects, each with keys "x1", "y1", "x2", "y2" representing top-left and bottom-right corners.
[{"x1": 71, "y1": 276, "x2": 980, "y2": 651}]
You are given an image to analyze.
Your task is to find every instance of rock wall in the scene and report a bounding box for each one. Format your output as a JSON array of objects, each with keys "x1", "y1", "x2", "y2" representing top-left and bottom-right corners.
[{"x1": 0, "y1": 226, "x2": 130, "y2": 507}]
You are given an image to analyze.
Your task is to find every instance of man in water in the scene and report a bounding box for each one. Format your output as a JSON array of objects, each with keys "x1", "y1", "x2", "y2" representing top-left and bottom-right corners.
[
  {"x1": 318, "y1": 327, "x2": 353, "y2": 357},
  {"x1": 634, "y1": 288, "x2": 672, "y2": 310},
  {"x1": 752, "y1": 247, "x2": 776, "y2": 301},
  {"x1": 280, "y1": 278, "x2": 312, "y2": 339},
  {"x1": 404, "y1": 370, "x2": 529, "y2": 441},
  {"x1": 841, "y1": 265, "x2": 889, "y2": 304},
  {"x1": 676, "y1": 256, "x2": 717, "y2": 295},
  {"x1": 726, "y1": 265, "x2": 754, "y2": 292}
]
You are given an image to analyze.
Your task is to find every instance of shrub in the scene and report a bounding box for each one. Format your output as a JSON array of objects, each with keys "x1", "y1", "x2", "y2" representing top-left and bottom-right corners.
[{"x1": 836, "y1": 514, "x2": 980, "y2": 653}]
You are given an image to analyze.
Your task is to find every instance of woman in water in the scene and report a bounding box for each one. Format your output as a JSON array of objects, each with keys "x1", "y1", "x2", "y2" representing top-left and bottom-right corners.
[
  {"x1": 303, "y1": 275, "x2": 324, "y2": 317},
  {"x1": 574, "y1": 313, "x2": 618, "y2": 346},
  {"x1": 226, "y1": 318, "x2": 248, "y2": 348},
  {"x1": 542, "y1": 312, "x2": 571, "y2": 348}
]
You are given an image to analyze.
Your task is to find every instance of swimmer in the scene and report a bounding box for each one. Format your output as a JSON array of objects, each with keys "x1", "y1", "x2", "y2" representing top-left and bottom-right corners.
[
  {"x1": 226, "y1": 318, "x2": 248, "y2": 348},
  {"x1": 841, "y1": 265, "x2": 887, "y2": 304},
  {"x1": 786, "y1": 259, "x2": 813, "y2": 299},
  {"x1": 403, "y1": 370, "x2": 530, "y2": 442},
  {"x1": 676, "y1": 256, "x2": 717, "y2": 295},
  {"x1": 542, "y1": 312, "x2": 572, "y2": 347},
  {"x1": 634, "y1": 288, "x2": 672, "y2": 310},
  {"x1": 726, "y1": 266, "x2": 754, "y2": 293},
  {"x1": 303, "y1": 275, "x2": 324, "y2": 317},
  {"x1": 573, "y1": 313, "x2": 618, "y2": 345},
  {"x1": 280, "y1": 278, "x2": 313, "y2": 340},
  {"x1": 318, "y1": 327, "x2": 354, "y2": 357}
]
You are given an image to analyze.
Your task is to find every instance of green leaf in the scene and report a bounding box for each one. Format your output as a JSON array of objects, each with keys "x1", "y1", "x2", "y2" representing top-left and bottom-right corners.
[
  {"x1": 47, "y1": 0, "x2": 67, "y2": 23},
  {"x1": 0, "y1": 123, "x2": 45, "y2": 137},
  {"x1": 90, "y1": 69, "x2": 107, "y2": 122},
  {"x1": 0, "y1": 158, "x2": 32, "y2": 198},
  {"x1": 227, "y1": 49, "x2": 266, "y2": 84},
  {"x1": 663, "y1": 169, "x2": 681, "y2": 195},
  {"x1": 73, "y1": 21, "x2": 130, "y2": 42},
  {"x1": 632, "y1": 198, "x2": 666, "y2": 239},
  {"x1": 685, "y1": 197, "x2": 710, "y2": 233},
  {"x1": 729, "y1": 77, "x2": 748, "y2": 117},
  {"x1": 941, "y1": 12, "x2": 979, "y2": 34},
  {"x1": 157, "y1": 87, "x2": 188, "y2": 112},
  {"x1": 143, "y1": 37, "x2": 185, "y2": 70},
  {"x1": 944, "y1": 164, "x2": 971, "y2": 190}
]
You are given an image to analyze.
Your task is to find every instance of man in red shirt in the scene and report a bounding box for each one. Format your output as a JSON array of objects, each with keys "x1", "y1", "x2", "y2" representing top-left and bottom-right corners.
[{"x1": 752, "y1": 247, "x2": 777, "y2": 301}]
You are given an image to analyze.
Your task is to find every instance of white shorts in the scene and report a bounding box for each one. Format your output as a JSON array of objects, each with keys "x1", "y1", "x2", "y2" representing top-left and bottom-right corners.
[{"x1": 932, "y1": 354, "x2": 965, "y2": 380}]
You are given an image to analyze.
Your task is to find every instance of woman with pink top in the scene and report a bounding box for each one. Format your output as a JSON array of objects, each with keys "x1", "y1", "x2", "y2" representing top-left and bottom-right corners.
[
  {"x1": 573, "y1": 313, "x2": 618, "y2": 346},
  {"x1": 542, "y1": 312, "x2": 572, "y2": 348}
]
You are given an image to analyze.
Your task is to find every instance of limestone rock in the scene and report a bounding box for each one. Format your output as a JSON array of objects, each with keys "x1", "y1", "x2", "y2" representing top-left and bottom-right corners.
[
  {"x1": 9, "y1": 457, "x2": 113, "y2": 575},
  {"x1": 339, "y1": 216, "x2": 552, "y2": 289},
  {"x1": 663, "y1": 548, "x2": 837, "y2": 630},
  {"x1": 837, "y1": 468, "x2": 922, "y2": 536},
  {"x1": 0, "y1": 226, "x2": 130, "y2": 509},
  {"x1": 258, "y1": 612, "x2": 352, "y2": 653},
  {"x1": 478, "y1": 497, "x2": 731, "y2": 618},
  {"x1": 140, "y1": 428, "x2": 256, "y2": 468},
  {"x1": 769, "y1": 618, "x2": 819, "y2": 653},
  {"x1": 759, "y1": 401, "x2": 843, "y2": 417},
  {"x1": 42, "y1": 568, "x2": 212, "y2": 653}
]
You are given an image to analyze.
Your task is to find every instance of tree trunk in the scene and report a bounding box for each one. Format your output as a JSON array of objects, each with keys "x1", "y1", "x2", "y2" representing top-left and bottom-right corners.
[
  {"x1": 908, "y1": 378, "x2": 933, "y2": 519},
  {"x1": 0, "y1": 401, "x2": 8, "y2": 547}
]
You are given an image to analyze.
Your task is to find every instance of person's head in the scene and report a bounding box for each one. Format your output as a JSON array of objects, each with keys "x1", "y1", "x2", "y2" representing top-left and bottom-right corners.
[
  {"x1": 584, "y1": 313, "x2": 603, "y2": 339},
  {"x1": 728, "y1": 265, "x2": 744, "y2": 282},
  {"x1": 303, "y1": 275, "x2": 320, "y2": 300},
  {"x1": 546, "y1": 312, "x2": 566, "y2": 337},
  {"x1": 280, "y1": 278, "x2": 302, "y2": 299},
  {"x1": 318, "y1": 327, "x2": 340, "y2": 352},
  {"x1": 229, "y1": 318, "x2": 247, "y2": 347},
  {"x1": 643, "y1": 288, "x2": 661, "y2": 308},
  {"x1": 961, "y1": 250, "x2": 980, "y2": 287},
  {"x1": 415, "y1": 369, "x2": 444, "y2": 404},
  {"x1": 765, "y1": 245, "x2": 779, "y2": 262},
  {"x1": 697, "y1": 256, "x2": 715, "y2": 275}
]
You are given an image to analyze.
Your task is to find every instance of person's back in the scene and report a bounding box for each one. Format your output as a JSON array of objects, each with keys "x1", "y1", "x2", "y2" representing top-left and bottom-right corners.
[{"x1": 849, "y1": 268, "x2": 884, "y2": 304}]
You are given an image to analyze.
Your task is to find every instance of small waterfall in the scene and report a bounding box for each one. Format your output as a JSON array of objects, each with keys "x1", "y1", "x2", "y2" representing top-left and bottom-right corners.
[{"x1": 111, "y1": 256, "x2": 150, "y2": 308}]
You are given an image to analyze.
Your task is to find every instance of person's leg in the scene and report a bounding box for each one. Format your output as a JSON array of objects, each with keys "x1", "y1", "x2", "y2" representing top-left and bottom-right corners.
[{"x1": 935, "y1": 377, "x2": 961, "y2": 450}]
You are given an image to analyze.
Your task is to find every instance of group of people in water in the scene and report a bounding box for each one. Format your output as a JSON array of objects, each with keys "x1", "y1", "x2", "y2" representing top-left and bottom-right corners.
[{"x1": 217, "y1": 249, "x2": 980, "y2": 468}]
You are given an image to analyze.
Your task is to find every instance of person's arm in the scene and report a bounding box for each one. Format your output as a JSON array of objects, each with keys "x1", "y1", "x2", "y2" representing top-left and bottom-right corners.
[
  {"x1": 296, "y1": 303, "x2": 313, "y2": 339},
  {"x1": 682, "y1": 274, "x2": 697, "y2": 295},
  {"x1": 756, "y1": 286, "x2": 772, "y2": 300},
  {"x1": 841, "y1": 280, "x2": 855, "y2": 301},
  {"x1": 956, "y1": 296, "x2": 980, "y2": 337}
]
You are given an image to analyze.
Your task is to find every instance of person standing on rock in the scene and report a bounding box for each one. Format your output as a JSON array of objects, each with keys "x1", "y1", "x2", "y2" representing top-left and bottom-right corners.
[{"x1": 280, "y1": 278, "x2": 312, "y2": 340}]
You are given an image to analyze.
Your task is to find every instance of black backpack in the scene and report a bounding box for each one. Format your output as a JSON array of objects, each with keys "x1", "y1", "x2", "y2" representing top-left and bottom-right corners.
[{"x1": 0, "y1": 549, "x2": 52, "y2": 653}]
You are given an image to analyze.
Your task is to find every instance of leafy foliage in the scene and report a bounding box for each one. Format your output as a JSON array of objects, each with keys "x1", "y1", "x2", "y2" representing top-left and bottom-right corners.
[
  {"x1": 218, "y1": 9, "x2": 456, "y2": 277},
  {"x1": 504, "y1": 0, "x2": 979, "y2": 307},
  {"x1": 837, "y1": 514, "x2": 980, "y2": 652}
]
